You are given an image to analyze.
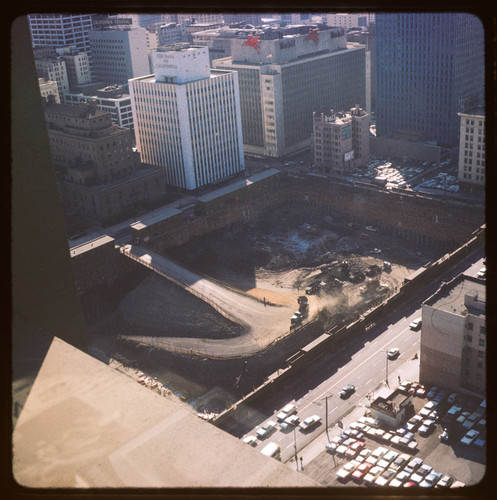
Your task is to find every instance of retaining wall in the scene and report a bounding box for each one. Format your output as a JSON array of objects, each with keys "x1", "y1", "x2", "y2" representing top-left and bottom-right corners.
[{"x1": 212, "y1": 224, "x2": 485, "y2": 429}]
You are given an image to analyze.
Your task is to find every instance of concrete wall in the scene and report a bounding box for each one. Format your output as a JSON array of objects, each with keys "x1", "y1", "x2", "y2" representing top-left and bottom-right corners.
[{"x1": 370, "y1": 136, "x2": 441, "y2": 163}]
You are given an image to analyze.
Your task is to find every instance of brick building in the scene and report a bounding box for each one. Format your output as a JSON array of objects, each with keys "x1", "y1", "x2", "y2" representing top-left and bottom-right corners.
[
  {"x1": 44, "y1": 98, "x2": 167, "y2": 226},
  {"x1": 313, "y1": 105, "x2": 370, "y2": 175}
]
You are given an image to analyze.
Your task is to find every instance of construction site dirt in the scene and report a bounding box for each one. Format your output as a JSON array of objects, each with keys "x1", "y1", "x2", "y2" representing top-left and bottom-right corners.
[{"x1": 88, "y1": 203, "x2": 441, "y2": 416}]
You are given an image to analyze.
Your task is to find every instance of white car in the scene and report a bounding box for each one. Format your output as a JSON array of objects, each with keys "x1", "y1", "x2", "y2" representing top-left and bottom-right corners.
[
  {"x1": 242, "y1": 435, "x2": 257, "y2": 446},
  {"x1": 276, "y1": 403, "x2": 297, "y2": 422},
  {"x1": 299, "y1": 415, "x2": 321, "y2": 431},
  {"x1": 476, "y1": 267, "x2": 486, "y2": 278},
  {"x1": 409, "y1": 317, "x2": 422, "y2": 330},
  {"x1": 387, "y1": 347, "x2": 400, "y2": 359},
  {"x1": 256, "y1": 420, "x2": 277, "y2": 439},
  {"x1": 280, "y1": 414, "x2": 300, "y2": 430}
]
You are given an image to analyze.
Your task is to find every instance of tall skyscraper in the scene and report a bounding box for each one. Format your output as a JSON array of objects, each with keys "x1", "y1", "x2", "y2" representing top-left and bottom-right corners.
[
  {"x1": 89, "y1": 27, "x2": 151, "y2": 85},
  {"x1": 28, "y1": 14, "x2": 96, "y2": 68},
  {"x1": 213, "y1": 24, "x2": 366, "y2": 158},
  {"x1": 375, "y1": 13, "x2": 484, "y2": 147},
  {"x1": 129, "y1": 44, "x2": 245, "y2": 191}
]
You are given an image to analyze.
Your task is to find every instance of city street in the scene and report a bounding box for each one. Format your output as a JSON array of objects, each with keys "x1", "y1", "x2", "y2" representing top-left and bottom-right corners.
[{"x1": 239, "y1": 252, "x2": 485, "y2": 467}]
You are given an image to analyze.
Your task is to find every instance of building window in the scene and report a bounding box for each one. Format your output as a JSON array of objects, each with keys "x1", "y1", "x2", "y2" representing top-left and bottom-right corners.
[
  {"x1": 467, "y1": 322, "x2": 473, "y2": 331},
  {"x1": 478, "y1": 338, "x2": 485, "y2": 347},
  {"x1": 480, "y1": 326, "x2": 486, "y2": 335}
]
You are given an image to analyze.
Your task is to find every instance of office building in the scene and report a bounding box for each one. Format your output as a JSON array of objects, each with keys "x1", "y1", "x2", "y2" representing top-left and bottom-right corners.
[
  {"x1": 38, "y1": 77, "x2": 60, "y2": 103},
  {"x1": 28, "y1": 13, "x2": 96, "y2": 56},
  {"x1": 89, "y1": 27, "x2": 150, "y2": 85},
  {"x1": 44, "y1": 98, "x2": 167, "y2": 225},
  {"x1": 35, "y1": 56, "x2": 70, "y2": 102},
  {"x1": 157, "y1": 23, "x2": 186, "y2": 47},
  {"x1": 457, "y1": 108, "x2": 485, "y2": 190},
  {"x1": 129, "y1": 44, "x2": 245, "y2": 191},
  {"x1": 375, "y1": 13, "x2": 484, "y2": 147},
  {"x1": 177, "y1": 13, "x2": 224, "y2": 25},
  {"x1": 313, "y1": 105, "x2": 370, "y2": 175},
  {"x1": 326, "y1": 13, "x2": 375, "y2": 29},
  {"x1": 420, "y1": 274, "x2": 486, "y2": 396},
  {"x1": 64, "y1": 84, "x2": 134, "y2": 129},
  {"x1": 213, "y1": 24, "x2": 366, "y2": 158},
  {"x1": 56, "y1": 46, "x2": 92, "y2": 90}
]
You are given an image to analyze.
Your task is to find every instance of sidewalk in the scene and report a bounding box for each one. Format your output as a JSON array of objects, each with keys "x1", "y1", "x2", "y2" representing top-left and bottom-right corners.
[{"x1": 286, "y1": 355, "x2": 421, "y2": 471}]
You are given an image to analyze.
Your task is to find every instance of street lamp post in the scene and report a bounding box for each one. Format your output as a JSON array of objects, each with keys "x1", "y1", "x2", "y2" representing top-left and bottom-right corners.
[
  {"x1": 322, "y1": 394, "x2": 333, "y2": 443},
  {"x1": 383, "y1": 350, "x2": 389, "y2": 387},
  {"x1": 293, "y1": 427, "x2": 299, "y2": 471}
]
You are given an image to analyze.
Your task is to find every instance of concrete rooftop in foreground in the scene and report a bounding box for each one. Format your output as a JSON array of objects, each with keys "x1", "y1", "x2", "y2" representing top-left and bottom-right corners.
[{"x1": 12, "y1": 336, "x2": 317, "y2": 489}]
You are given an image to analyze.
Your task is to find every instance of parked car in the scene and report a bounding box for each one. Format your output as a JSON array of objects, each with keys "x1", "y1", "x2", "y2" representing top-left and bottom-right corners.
[
  {"x1": 336, "y1": 460, "x2": 360, "y2": 482},
  {"x1": 420, "y1": 471, "x2": 443, "y2": 487},
  {"x1": 276, "y1": 403, "x2": 297, "y2": 422},
  {"x1": 299, "y1": 415, "x2": 321, "y2": 431},
  {"x1": 404, "y1": 457, "x2": 423, "y2": 476},
  {"x1": 474, "y1": 432, "x2": 486, "y2": 448},
  {"x1": 363, "y1": 465, "x2": 384, "y2": 486},
  {"x1": 460, "y1": 429, "x2": 479, "y2": 445},
  {"x1": 416, "y1": 385, "x2": 427, "y2": 398},
  {"x1": 351, "y1": 462, "x2": 373, "y2": 482},
  {"x1": 456, "y1": 411, "x2": 471, "y2": 425},
  {"x1": 476, "y1": 267, "x2": 486, "y2": 278},
  {"x1": 340, "y1": 384, "x2": 356, "y2": 398},
  {"x1": 375, "y1": 468, "x2": 396, "y2": 487},
  {"x1": 427, "y1": 386, "x2": 440, "y2": 399},
  {"x1": 447, "y1": 392, "x2": 460, "y2": 405},
  {"x1": 242, "y1": 435, "x2": 257, "y2": 446},
  {"x1": 256, "y1": 420, "x2": 277, "y2": 439},
  {"x1": 409, "y1": 317, "x2": 422, "y2": 330},
  {"x1": 436, "y1": 475, "x2": 454, "y2": 488}
]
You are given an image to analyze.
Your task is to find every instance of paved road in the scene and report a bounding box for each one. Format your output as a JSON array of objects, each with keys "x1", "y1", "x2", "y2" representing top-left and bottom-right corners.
[
  {"x1": 119, "y1": 244, "x2": 295, "y2": 358},
  {"x1": 240, "y1": 252, "x2": 485, "y2": 463}
]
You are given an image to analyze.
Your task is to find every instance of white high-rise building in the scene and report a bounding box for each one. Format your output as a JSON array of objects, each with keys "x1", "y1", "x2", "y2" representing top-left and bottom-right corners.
[
  {"x1": 326, "y1": 13, "x2": 375, "y2": 29},
  {"x1": 56, "y1": 46, "x2": 92, "y2": 90},
  {"x1": 129, "y1": 44, "x2": 245, "y2": 191},
  {"x1": 458, "y1": 108, "x2": 485, "y2": 190},
  {"x1": 35, "y1": 57, "x2": 70, "y2": 102}
]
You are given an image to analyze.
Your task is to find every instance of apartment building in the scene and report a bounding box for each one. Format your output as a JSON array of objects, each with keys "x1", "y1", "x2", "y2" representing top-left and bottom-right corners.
[
  {"x1": 420, "y1": 274, "x2": 486, "y2": 396},
  {"x1": 313, "y1": 105, "x2": 370, "y2": 175},
  {"x1": 129, "y1": 44, "x2": 245, "y2": 191},
  {"x1": 457, "y1": 108, "x2": 485, "y2": 190}
]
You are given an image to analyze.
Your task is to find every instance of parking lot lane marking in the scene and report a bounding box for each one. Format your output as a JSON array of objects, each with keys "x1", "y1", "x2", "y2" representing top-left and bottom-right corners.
[{"x1": 299, "y1": 325, "x2": 411, "y2": 413}]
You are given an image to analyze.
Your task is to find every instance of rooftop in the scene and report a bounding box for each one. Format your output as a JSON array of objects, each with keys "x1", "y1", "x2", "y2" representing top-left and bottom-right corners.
[
  {"x1": 12, "y1": 334, "x2": 317, "y2": 488},
  {"x1": 424, "y1": 274, "x2": 486, "y2": 317}
]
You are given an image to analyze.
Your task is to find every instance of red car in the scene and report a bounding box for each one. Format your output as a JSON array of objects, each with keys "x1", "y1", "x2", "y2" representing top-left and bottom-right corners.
[
  {"x1": 352, "y1": 462, "x2": 372, "y2": 482},
  {"x1": 408, "y1": 382, "x2": 420, "y2": 394},
  {"x1": 345, "y1": 440, "x2": 366, "y2": 458},
  {"x1": 404, "y1": 481, "x2": 416, "y2": 487},
  {"x1": 416, "y1": 386, "x2": 427, "y2": 398}
]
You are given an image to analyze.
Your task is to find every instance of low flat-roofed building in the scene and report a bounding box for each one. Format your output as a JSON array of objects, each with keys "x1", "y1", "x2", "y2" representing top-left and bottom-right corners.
[
  {"x1": 420, "y1": 274, "x2": 486, "y2": 396},
  {"x1": 370, "y1": 388, "x2": 413, "y2": 428}
]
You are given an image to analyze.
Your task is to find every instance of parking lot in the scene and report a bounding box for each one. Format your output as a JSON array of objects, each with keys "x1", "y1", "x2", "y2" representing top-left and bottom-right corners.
[{"x1": 303, "y1": 382, "x2": 486, "y2": 488}]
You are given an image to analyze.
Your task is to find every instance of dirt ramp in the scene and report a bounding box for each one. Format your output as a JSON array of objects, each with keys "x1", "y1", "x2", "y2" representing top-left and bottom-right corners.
[{"x1": 118, "y1": 273, "x2": 244, "y2": 339}]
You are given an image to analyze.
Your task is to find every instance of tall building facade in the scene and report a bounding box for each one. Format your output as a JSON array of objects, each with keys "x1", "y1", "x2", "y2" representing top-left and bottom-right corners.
[
  {"x1": 420, "y1": 274, "x2": 486, "y2": 396},
  {"x1": 313, "y1": 105, "x2": 370, "y2": 175},
  {"x1": 213, "y1": 24, "x2": 366, "y2": 157},
  {"x1": 375, "y1": 13, "x2": 484, "y2": 147},
  {"x1": 326, "y1": 13, "x2": 375, "y2": 29},
  {"x1": 28, "y1": 14, "x2": 96, "y2": 71},
  {"x1": 457, "y1": 108, "x2": 485, "y2": 189},
  {"x1": 35, "y1": 56, "x2": 70, "y2": 102},
  {"x1": 44, "y1": 99, "x2": 167, "y2": 225},
  {"x1": 89, "y1": 27, "x2": 151, "y2": 85},
  {"x1": 56, "y1": 46, "x2": 92, "y2": 90},
  {"x1": 129, "y1": 45, "x2": 245, "y2": 191}
]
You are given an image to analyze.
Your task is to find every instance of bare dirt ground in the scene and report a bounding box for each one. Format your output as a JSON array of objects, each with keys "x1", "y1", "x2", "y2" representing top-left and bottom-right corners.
[{"x1": 89, "y1": 203, "x2": 437, "y2": 412}]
